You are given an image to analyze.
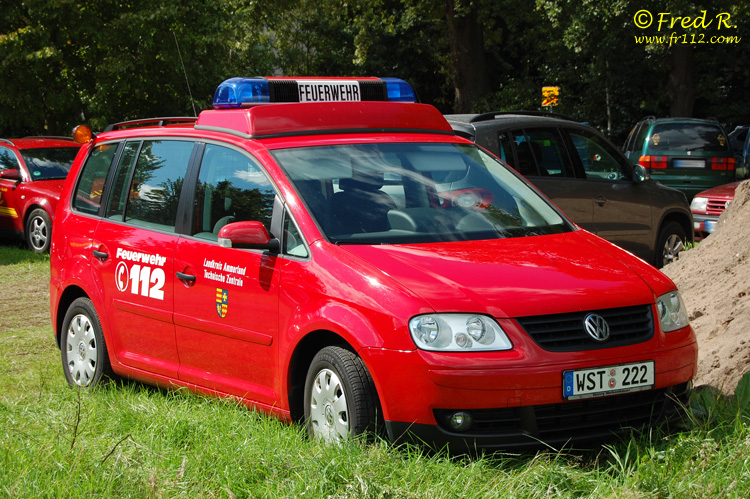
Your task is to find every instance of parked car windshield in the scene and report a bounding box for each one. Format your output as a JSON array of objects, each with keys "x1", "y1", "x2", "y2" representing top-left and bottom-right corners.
[
  {"x1": 273, "y1": 142, "x2": 571, "y2": 244},
  {"x1": 20, "y1": 147, "x2": 78, "y2": 180},
  {"x1": 648, "y1": 123, "x2": 730, "y2": 153}
]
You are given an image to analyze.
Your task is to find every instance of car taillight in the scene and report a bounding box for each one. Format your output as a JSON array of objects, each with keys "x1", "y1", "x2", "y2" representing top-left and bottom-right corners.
[
  {"x1": 710, "y1": 157, "x2": 735, "y2": 170},
  {"x1": 639, "y1": 155, "x2": 667, "y2": 169}
]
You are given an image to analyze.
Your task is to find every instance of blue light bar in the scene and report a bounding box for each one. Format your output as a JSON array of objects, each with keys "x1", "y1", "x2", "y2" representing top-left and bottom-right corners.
[
  {"x1": 381, "y1": 78, "x2": 417, "y2": 102},
  {"x1": 212, "y1": 77, "x2": 417, "y2": 108},
  {"x1": 213, "y1": 77, "x2": 270, "y2": 108}
]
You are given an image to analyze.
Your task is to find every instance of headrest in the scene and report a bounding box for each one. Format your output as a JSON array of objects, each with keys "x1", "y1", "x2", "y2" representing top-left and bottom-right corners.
[{"x1": 340, "y1": 169, "x2": 384, "y2": 191}]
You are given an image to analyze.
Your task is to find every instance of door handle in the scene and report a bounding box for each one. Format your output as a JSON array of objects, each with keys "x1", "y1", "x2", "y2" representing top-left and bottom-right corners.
[
  {"x1": 176, "y1": 272, "x2": 196, "y2": 283},
  {"x1": 594, "y1": 196, "x2": 607, "y2": 207},
  {"x1": 93, "y1": 249, "x2": 108, "y2": 260}
]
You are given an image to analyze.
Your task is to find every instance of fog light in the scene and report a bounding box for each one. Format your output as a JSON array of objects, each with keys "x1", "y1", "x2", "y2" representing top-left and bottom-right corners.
[{"x1": 449, "y1": 411, "x2": 473, "y2": 432}]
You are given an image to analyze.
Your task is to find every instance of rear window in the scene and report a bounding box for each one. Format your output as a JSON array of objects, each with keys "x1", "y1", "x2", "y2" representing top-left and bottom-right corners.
[{"x1": 647, "y1": 123, "x2": 730, "y2": 153}]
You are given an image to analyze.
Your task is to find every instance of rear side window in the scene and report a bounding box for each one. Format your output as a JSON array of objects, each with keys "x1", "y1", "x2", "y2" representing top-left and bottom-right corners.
[
  {"x1": 192, "y1": 144, "x2": 276, "y2": 241},
  {"x1": 507, "y1": 131, "x2": 539, "y2": 176},
  {"x1": 106, "y1": 142, "x2": 140, "y2": 219},
  {"x1": 507, "y1": 129, "x2": 572, "y2": 177},
  {"x1": 647, "y1": 123, "x2": 730, "y2": 153},
  {"x1": 523, "y1": 129, "x2": 572, "y2": 177},
  {"x1": 73, "y1": 143, "x2": 119, "y2": 215},
  {"x1": 632, "y1": 124, "x2": 651, "y2": 155},
  {"x1": 124, "y1": 141, "x2": 194, "y2": 231}
]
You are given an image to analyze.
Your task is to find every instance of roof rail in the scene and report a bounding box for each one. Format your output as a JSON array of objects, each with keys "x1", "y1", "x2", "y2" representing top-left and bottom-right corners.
[
  {"x1": 468, "y1": 110, "x2": 575, "y2": 123},
  {"x1": 104, "y1": 117, "x2": 198, "y2": 132}
]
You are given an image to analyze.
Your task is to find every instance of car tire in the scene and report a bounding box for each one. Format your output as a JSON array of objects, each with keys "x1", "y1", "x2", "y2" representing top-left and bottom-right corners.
[
  {"x1": 303, "y1": 346, "x2": 381, "y2": 443},
  {"x1": 60, "y1": 297, "x2": 113, "y2": 388},
  {"x1": 25, "y1": 208, "x2": 52, "y2": 253},
  {"x1": 655, "y1": 221, "x2": 686, "y2": 268}
]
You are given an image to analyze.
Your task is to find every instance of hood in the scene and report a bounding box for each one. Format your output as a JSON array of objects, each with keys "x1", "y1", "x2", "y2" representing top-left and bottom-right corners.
[
  {"x1": 695, "y1": 181, "x2": 741, "y2": 200},
  {"x1": 341, "y1": 230, "x2": 658, "y2": 318}
]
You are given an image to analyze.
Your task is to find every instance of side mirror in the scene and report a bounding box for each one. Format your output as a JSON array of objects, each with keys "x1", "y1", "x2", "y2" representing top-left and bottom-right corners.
[
  {"x1": 0, "y1": 169, "x2": 21, "y2": 181},
  {"x1": 633, "y1": 164, "x2": 649, "y2": 183},
  {"x1": 217, "y1": 221, "x2": 280, "y2": 252}
]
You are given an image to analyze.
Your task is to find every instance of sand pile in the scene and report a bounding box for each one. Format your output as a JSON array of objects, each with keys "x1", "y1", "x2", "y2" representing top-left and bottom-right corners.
[{"x1": 662, "y1": 180, "x2": 750, "y2": 395}]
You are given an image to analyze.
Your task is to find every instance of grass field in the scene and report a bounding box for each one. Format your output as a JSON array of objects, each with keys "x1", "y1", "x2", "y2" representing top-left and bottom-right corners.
[{"x1": 1, "y1": 242, "x2": 749, "y2": 498}]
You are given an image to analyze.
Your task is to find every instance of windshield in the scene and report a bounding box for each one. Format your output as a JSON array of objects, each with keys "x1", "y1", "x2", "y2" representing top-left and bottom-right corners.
[
  {"x1": 273, "y1": 142, "x2": 572, "y2": 244},
  {"x1": 648, "y1": 123, "x2": 730, "y2": 153},
  {"x1": 20, "y1": 147, "x2": 78, "y2": 180}
]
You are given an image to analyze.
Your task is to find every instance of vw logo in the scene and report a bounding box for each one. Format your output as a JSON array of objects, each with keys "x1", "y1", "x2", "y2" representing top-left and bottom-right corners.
[{"x1": 583, "y1": 313, "x2": 610, "y2": 342}]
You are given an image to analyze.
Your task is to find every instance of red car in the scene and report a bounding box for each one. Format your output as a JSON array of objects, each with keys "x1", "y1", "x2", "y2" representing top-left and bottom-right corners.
[
  {"x1": 50, "y1": 77, "x2": 697, "y2": 451},
  {"x1": 0, "y1": 137, "x2": 81, "y2": 252},
  {"x1": 690, "y1": 181, "x2": 742, "y2": 237}
]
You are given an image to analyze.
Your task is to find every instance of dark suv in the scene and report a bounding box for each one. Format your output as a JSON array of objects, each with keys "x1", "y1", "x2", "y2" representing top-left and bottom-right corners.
[
  {"x1": 622, "y1": 117, "x2": 735, "y2": 201},
  {"x1": 446, "y1": 112, "x2": 693, "y2": 268}
]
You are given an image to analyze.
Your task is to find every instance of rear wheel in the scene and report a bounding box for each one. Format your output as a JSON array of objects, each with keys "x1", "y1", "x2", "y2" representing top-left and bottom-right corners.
[
  {"x1": 60, "y1": 297, "x2": 113, "y2": 388},
  {"x1": 26, "y1": 208, "x2": 52, "y2": 253},
  {"x1": 303, "y1": 346, "x2": 380, "y2": 443},
  {"x1": 655, "y1": 221, "x2": 686, "y2": 268}
]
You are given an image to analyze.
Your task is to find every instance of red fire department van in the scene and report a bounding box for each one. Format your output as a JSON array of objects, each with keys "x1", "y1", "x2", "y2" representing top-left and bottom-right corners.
[{"x1": 50, "y1": 77, "x2": 697, "y2": 451}]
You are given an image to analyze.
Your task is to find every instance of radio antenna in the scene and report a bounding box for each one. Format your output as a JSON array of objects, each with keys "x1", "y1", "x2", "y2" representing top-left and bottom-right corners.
[{"x1": 173, "y1": 31, "x2": 197, "y2": 117}]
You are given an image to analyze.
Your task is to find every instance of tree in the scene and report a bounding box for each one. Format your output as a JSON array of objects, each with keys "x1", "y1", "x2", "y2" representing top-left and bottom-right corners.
[
  {"x1": 444, "y1": 0, "x2": 491, "y2": 112},
  {"x1": 0, "y1": 0, "x2": 276, "y2": 135}
]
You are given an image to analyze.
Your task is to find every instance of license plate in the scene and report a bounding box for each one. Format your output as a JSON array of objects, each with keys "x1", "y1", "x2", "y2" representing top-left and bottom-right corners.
[
  {"x1": 705, "y1": 220, "x2": 716, "y2": 232},
  {"x1": 672, "y1": 159, "x2": 705, "y2": 168},
  {"x1": 563, "y1": 361, "x2": 654, "y2": 400}
]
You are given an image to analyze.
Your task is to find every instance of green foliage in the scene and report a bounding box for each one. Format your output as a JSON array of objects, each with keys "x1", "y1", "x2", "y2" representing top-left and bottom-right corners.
[
  {"x1": 0, "y1": 0, "x2": 275, "y2": 134},
  {"x1": 2, "y1": 1, "x2": 750, "y2": 146}
]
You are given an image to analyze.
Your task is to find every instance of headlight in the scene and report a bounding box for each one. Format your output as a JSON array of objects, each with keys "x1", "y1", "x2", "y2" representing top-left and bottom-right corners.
[
  {"x1": 656, "y1": 291, "x2": 690, "y2": 332},
  {"x1": 690, "y1": 197, "x2": 708, "y2": 212},
  {"x1": 409, "y1": 314, "x2": 513, "y2": 352}
]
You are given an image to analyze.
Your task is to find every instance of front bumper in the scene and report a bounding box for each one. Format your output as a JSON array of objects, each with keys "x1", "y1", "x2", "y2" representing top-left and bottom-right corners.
[
  {"x1": 362, "y1": 333, "x2": 697, "y2": 451},
  {"x1": 385, "y1": 382, "x2": 691, "y2": 452},
  {"x1": 692, "y1": 213, "x2": 720, "y2": 234}
]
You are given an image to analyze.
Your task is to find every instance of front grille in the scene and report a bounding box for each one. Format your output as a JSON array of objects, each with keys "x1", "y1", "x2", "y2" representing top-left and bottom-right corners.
[
  {"x1": 706, "y1": 199, "x2": 728, "y2": 215},
  {"x1": 517, "y1": 305, "x2": 654, "y2": 352},
  {"x1": 434, "y1": 383, "x2": 690, "y2": 444}
]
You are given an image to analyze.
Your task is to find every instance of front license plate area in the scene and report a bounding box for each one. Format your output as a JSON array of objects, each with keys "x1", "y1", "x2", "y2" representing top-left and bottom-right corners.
[{"x1": 563, "y1": 361, "x2": 654, "y2": 400}]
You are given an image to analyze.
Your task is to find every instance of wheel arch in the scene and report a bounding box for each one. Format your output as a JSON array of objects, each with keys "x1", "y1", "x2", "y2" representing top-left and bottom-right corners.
[
  {"x1": 23, "y1": 202, "x2": 54, "y2": 226},
  {"x1": 657, "y1": 209, "x2": 694, "y2": 246},
  {"x1": 286, "y1": 329, "x2": 355, "y2": 423},
  {"x1": 54, "y1": 285, "x2": 89, "y2": 348}
]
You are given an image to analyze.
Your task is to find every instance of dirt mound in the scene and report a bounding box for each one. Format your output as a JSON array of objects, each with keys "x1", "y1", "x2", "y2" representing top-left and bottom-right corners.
[{"x1": 662, "y1": 180, "x2": 750, "y2": 395}]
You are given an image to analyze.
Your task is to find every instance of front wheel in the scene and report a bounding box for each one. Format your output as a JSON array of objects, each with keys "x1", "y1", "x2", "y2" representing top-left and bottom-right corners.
[
  {"x1": 26, "y1": 208, "x2": 52, "y2": 253},
  {"x1": 655, "y1": 221, "x2": 686, "y2": 268},
  {"x1": 303, "y1": 346, "x2": 381, "y2": 443},
  {"x1": 60, "y1": 297, "x2": 113, "y2": 388}
]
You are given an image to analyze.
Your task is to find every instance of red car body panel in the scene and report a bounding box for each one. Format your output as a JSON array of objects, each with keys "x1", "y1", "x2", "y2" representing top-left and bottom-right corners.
[
  {"x1": 691, "y1": 180, "x2": 741, "y2": 234},
  {"x1": 50, "y1": 95, "x2": 697, "y2": 450},
  {"x1": 0, "y1": 138, "x2": 80, "y2": 241}
]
